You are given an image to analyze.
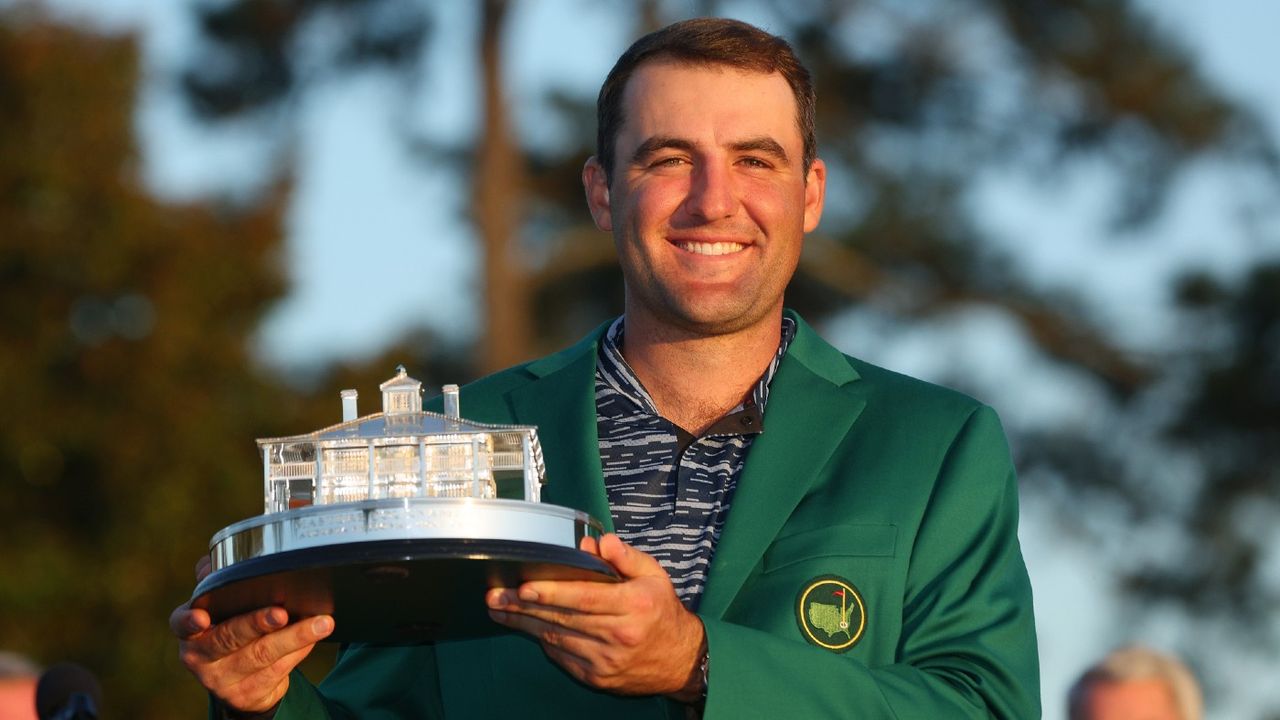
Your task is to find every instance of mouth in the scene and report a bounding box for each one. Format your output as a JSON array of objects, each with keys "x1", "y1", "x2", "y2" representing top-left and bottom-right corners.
[{"x1": 673, "y1": 240, "x2": 748, "y2": 256}]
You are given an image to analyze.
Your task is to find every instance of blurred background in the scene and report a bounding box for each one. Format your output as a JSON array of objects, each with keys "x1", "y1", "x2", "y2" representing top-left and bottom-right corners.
[{"x1": 1, "y1": 0, "x2": 1277, "y2": 717}]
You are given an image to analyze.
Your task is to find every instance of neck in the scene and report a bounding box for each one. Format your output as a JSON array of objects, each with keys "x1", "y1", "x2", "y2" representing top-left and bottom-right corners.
[{"x1": 619, "y1": 310, "x2": 784, "y2": 436}]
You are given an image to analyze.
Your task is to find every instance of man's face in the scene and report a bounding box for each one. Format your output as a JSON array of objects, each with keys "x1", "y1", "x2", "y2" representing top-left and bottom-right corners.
[
  {"x1": 0, "y1": 678, "x2": 37, "y2": 720},
  {"x1": 1078, "y1": 678, "x2": 1183, "y2": 720},
  {"x1": 584, "y1": 61, "x2": 825, "y2": 336}
]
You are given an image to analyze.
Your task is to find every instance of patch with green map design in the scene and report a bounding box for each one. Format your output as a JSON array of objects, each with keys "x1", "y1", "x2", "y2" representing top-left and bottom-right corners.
[{"x1": 795, "y1": 575, "x2": 866, "y2": 653}]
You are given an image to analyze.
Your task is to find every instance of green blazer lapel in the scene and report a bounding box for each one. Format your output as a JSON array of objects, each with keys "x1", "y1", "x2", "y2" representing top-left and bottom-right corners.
[
  {"x1": 699, "y1": 313, "x2": 866, "y2": 618},
  {"x1": 508, "y1": 324, "x2": 614, "y2": 532}
]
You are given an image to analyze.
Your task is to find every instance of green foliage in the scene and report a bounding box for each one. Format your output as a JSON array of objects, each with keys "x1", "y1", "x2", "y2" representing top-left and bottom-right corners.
[
  {"x1": 182, "y1": 0, "x2": 429, "y2": 118},
  {"x1": 0, "y1": 16, "x2": 294, "y2": 717},
  {"x1": 1146, "y1": 264, "x2": 1280, "y2": 620}
]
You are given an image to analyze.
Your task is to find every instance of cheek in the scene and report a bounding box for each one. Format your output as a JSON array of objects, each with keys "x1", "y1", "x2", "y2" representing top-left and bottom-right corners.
[
  {"x1": 625, "y1": 178, "x2": 687, "y2": 226},
  {"x1": 740, "y1": 178, "x2": 803, "y2": 222}
]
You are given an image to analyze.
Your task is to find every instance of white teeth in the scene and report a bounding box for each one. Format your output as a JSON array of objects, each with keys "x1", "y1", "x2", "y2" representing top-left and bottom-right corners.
[{"x1": 678, "y1": 241, "x2": 745, "y2": 256}]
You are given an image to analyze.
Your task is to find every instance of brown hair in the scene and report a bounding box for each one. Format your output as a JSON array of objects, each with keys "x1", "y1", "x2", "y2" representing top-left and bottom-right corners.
[{"x1": 595, "y1": 17, "x2": 816, "y2": 182}]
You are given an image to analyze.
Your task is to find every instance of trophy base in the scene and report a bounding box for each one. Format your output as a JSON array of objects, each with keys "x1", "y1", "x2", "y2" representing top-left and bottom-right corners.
[
  {"x1": 191, "y1": 537, "x2": 618, "y2": 643},
  {"x1": 190, "y1": 498, "x2": 617, "y2": 643}
]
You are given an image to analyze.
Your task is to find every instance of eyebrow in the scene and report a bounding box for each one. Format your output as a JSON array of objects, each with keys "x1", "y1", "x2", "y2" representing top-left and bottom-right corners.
[
  {"x1": 630, "y1": 136, "x2": 695, "y2": 164},
  {"x1": 729, "y1": 137, "x2": 791, "y2": 165},
  {"x1": 630, "y1": 135, "x2": 792, "y2": 166}
]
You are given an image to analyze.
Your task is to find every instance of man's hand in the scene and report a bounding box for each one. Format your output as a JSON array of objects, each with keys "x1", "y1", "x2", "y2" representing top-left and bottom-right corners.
[
  {"x1": 486, "y1": 533, "x2": 706, "y2": 701},
  {"x1": 169, "y1": 556, "x2": 334, "y2": 713}
]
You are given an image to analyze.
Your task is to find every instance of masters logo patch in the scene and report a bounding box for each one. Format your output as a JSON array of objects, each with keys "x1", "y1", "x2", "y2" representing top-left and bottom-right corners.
[{"x1": 796, "y1": 575, "x2": 866, "y2": 653}]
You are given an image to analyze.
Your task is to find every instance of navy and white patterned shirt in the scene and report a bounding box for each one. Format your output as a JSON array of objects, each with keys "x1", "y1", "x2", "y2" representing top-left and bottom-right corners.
[{"x1": 594, "y1": 316, "x2": 796, "y2": 610}]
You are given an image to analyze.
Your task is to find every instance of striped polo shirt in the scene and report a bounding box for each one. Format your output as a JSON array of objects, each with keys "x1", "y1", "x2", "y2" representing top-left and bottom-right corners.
[{"x1": 594, "y1": 316, "x2": 796, "y2": 610}]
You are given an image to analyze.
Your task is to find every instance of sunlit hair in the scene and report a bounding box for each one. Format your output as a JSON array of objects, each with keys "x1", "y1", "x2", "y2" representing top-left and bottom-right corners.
[
  {"x1": 0, "y1": 651, "x2": 40, "y2": 679},
  {"x1": 595, "y1": 17, "x2": 816, "y2": 182},
  {"x1": 1067, "y1": 645, "x2": 1203, "y2": 720}
]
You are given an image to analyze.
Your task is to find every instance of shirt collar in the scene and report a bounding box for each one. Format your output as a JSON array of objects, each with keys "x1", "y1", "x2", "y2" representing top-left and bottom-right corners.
[{"x1": 596, "y1": 315, "x2": 797, "y2": 427}]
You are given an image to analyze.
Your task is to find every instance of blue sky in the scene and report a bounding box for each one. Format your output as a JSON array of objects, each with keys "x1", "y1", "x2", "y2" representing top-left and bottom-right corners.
[{"x1": 13, "y1": 0, "x2": 1280, "y2": 716}]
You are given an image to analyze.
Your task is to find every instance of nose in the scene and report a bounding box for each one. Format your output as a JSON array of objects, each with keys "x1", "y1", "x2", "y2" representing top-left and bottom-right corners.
[{"x1": 682, "y1": 161, "x2": 738, "y2": 221}]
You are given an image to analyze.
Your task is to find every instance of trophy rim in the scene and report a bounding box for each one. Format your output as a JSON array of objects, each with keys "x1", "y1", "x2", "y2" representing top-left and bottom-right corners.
[
  {"x1": 207, "y1": 497, "x2": 608, "y2": 574},
  {"x1": 211, "y1": 496, "x2": 603, "y2": 546}
]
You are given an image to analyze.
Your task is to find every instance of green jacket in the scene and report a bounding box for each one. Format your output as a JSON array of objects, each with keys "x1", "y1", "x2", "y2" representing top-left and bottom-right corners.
[{"x1": 269, "y1": 311, "x2": 1040, "y2": 719}]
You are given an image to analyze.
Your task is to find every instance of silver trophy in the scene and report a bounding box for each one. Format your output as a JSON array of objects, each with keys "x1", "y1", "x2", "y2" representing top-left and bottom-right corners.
[{"x1": 190, "y1": 367, "x2": 616, "y2": 642}]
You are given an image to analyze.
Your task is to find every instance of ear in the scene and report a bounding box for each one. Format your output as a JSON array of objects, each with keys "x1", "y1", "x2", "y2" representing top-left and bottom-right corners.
[
  {"x1": 802, "y1": 158, "x2": 827, "y2": 233},
  {"x1": 582, "y1": 157, "x2": 613, "y2": 231}
]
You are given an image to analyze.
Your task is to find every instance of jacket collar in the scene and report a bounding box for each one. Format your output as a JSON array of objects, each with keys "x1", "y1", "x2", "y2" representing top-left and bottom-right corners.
[{"x1": 699, "y1": 311, "x2": 866, "y2": 617}]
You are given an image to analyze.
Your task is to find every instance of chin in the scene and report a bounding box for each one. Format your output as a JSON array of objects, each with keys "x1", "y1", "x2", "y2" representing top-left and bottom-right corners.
[{"x1": 669, "y1": 303, "x2": 777, "y2": 336}]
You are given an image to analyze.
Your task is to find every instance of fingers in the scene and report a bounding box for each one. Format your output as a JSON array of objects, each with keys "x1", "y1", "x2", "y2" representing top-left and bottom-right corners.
[
  {"x1": 201, "y1": 607, "x2": 286, "y2": 657},
  {"x1": 496, "y1": 535, "x2": 662, "y2": 613},
  {"x1": 173, "y1": 555, "x2": 215, "y2": 640},
  {"x1": 488, "y1": 605, "x2": 594, "y2": 648},
  {"x1": 173, "y1": 550, "x2": 335, "y2": 718},
  {"x1": 170, "y1": 603, "x2": 212, "y2": 640},
  {"x1": 195, "y1": 555, "x2": 213, "y2": 582},
  {"x1": 488, "y1": 605, "x2": 612, "y2": 677},
  {"x1": 487, "y1": 589, "x2": 609, "y2": 636},
  {"x1": 598, "y1": 534, "x2": 665, "y2": 579},
  {"x1": 484, "y1": 536, "x2": 705, "y2": 697},
  {"x1": 207, "y1": 611, "x2": 333, "y2": 664},
  {"x1": 488, "y1": 579, "x2": 627, "y2": 618},
  {"x1": 182, "y1": 608, "x2": 333, "y2": 666},
  {"x1": 198, "y1": 630, "x2": 323, "y2": 714},
  {"x1": 486, "y1": 535, "x2": 672, "y2": 619},
  {"x1": 178, "y1": 611, "x2": 334, "y2": 711}
]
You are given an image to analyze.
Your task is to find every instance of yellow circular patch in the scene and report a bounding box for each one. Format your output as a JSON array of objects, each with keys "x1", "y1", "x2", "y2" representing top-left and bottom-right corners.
[{"x1": 795, "y1": 575, "x2": 866, "y2": 653}]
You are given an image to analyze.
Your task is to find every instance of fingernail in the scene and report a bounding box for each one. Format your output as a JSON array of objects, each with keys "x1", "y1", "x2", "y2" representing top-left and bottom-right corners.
[
  {"x1": 518, "y1": 587, "x2": 539, "y2": 603},
  {"x1": 265, "y1": 610, "x2": 285, "y2": 628},
  {"x1": 312, "y1": 617, "x2": 333, "y2": 635}
]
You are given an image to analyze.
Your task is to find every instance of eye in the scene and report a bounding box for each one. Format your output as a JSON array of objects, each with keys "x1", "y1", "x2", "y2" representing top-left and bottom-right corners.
[
  {"x1": 738, "y1": 156, "x2": 772, "y2": 169},
  {"x1": 651, "y1": 156, "x2": 687, "y2": 168}
]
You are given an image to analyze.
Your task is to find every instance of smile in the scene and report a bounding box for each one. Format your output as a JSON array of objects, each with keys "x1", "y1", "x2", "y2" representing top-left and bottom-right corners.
[{"x1": 675, "y1": 241, "x2": 746, "y2": 256}]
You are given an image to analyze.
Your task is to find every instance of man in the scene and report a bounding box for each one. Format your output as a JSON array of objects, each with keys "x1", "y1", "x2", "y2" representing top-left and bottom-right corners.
[
  {"x1": 0, "y1": 652, "x2": 39, "y2": 720},
  {"x1": 1067, "y1": 646, "x2": 1202, "y2": 720},
  {"x1": 172, "y1": 17, "x2": 1039, "y2": 718}
]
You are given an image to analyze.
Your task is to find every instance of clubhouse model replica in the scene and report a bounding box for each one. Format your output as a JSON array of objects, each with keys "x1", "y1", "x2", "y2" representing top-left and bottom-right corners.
[{"x1": 190, "y1": 367, "x2": 615, "y2": 643}]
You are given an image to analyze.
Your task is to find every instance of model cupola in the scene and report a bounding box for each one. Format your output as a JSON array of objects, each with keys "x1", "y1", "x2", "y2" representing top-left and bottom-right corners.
[{"x1": 380, "y1": 365, "x2": 422, "y2": 415}]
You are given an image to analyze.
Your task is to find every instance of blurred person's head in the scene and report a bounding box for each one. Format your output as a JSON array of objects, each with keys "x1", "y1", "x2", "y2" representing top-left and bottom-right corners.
[
  {"x1": 0, "y1": 651, "x2": 40, "y2": 720},
  {"x1": 1068, "y1": 645, "x2": 1202, "y2": 720},
  {"x1": 594, "y1": 17, "x2": 817, "y2": 183}
]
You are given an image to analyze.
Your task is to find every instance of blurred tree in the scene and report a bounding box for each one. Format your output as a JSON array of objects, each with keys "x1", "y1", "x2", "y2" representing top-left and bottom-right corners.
[
  {"x1": 176, "y1": 0, "x2": 610, "y2": 373},
  {"x1": 0, "y1": 13, "x2": 296, "y2": 718},
  {"x1": 176, "y1": 0, "x2": 1275, "y2": 380},
  {"x1": 474, "y1": 0, "x2": 534, "y2": 373},
  {"x1": 1144, "y1": 263, "x2": 1280, "y2": 632}
]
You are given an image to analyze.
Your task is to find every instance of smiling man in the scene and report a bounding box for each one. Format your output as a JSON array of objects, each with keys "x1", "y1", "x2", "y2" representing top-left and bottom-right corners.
[
  {"x1": 173, "y1": 18, "x2": 1039, "y2": 719},
  {"x1": 577, "y1": 58, "x2": 821, "y2": 434}
]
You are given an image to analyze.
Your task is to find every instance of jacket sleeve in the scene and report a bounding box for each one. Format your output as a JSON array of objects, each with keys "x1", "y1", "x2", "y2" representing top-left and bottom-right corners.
[{"x1": 700, "y1": 406, "x2": 1040, "y2": 719}]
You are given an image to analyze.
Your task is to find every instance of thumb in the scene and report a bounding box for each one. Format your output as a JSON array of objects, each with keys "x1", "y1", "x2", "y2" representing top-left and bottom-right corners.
[{"x1": 599, "y1": 533, "x2": 663, "y2": 580}]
